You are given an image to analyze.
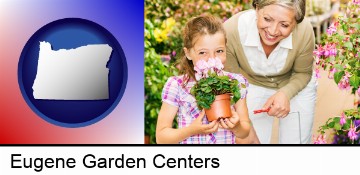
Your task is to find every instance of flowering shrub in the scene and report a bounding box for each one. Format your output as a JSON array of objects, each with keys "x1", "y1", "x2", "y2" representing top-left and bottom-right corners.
[
  {"x1": 314, "y1": 108, "x2": 360, "y2": 144},
  {"x1": 313, "y1": 1, "x2": 360, "y2": 144},
  {"x1": 144, "y1": 42, "x2": 178, "y2": 144},
  {"x1": 314, "y1": 1, "x2": 360, "y2": 95},
  {"x1": 190, "y1": 58, "x2": 241, "y2": 109}
]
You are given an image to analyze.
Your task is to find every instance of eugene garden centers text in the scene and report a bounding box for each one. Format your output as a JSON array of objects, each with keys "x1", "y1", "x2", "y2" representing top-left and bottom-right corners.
[{"x1": 11, "y1": 153, "x2": 220, "y2": 172}]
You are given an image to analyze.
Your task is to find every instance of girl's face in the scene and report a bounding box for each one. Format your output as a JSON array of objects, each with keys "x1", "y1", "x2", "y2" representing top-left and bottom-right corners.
[
  {"x1": 184, "y1": 32, "x2": 226, "y2": 66},
  {"x1": 256, "y1": 4, "x2": 296, "y2": 47}
]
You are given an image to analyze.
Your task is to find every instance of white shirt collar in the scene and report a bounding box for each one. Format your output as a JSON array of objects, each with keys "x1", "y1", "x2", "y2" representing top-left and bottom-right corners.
[
  {"x1": 243, "y1": 17, "x2": 260, "y2": 47},
  {"x1": 279, "y1": 33, "x2": 293, "y2": 49}
]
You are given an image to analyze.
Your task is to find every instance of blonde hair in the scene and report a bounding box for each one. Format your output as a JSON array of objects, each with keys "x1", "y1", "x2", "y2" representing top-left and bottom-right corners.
[{"x1": 252, "y1": 0, "x2": 305, "y2": 23}]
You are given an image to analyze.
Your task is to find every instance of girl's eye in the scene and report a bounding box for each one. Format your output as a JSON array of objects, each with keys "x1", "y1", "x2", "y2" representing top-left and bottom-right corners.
[
  {"x1": 216, "y1": 50, "x2": 224, "y2": 53},
  {"x1": 198, "y1": 51, "x2": 206, "y2": 55}
]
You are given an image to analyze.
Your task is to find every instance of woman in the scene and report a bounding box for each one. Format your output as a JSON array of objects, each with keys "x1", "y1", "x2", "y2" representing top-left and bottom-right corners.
[{"x1": 224, "y1": 0, "x2": 317, "y2": 144}]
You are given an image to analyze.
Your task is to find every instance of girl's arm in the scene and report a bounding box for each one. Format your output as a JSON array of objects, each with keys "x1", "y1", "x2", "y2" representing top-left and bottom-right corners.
[
  {"x1": 156, "y1": 102, "x2": 218, "y2": 144},
  {"x1": 235, "y1": 126, "x2": 260, "y2": 144},
  {"x1": 232, "y1": 97, "x2": 252, "y2": 139},
  {"x1": 233, "y1": 98, "x2": 260, "y2": 143}
]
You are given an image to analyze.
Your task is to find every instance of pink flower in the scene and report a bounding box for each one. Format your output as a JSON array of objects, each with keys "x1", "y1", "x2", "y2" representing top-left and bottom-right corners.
[
  {"x1": 348, "y1": 123, "x2": 359, "y2": 141},
  {"x1": 314, "y1": 134, "x2": 327, "y2": 144},
  {"x1": 323, "y1": 43, "x2": 337, "y2": 57},
  {"x1": 353, "y1": 0, "x2": 360, "y2": 5},
  {"x1": 203, "y1": 5, "x2": 210, "y2": 10},
  {"x1": 195, "y1": 73, "x2": 202, "y2": 81},
  {"x1": 313, "y1": 45, "x2": 324, "y2": 57},
  {"x1": 214, "y1": 57, "x2": 224, "y2": 71},
  {"x1": 340, "y1": 113, "x2": 346, "y2": 126},
  {"x1": 357, "y1": 88, "x2": 360, "y2": 96},
  {"x1": 338, "y1": 72, "x2": 351, "y2": 90},
  {"x1": 349, "y1": 28, "x2": 355, "y2": 34},
  {"x1": 329, "y1": 45, "x2": 337, "y2": 57},
  {"x1": 314, "y1": 56, "x2": 320, "y2": 65},
  {"x1": 328, "y1": 68, "x2": 337, "y2": 79},
  {"x1": 161, "y1": 54, "x2": 171, "y2": 62},
  {"x1": 315, "y1": 68, "x2": 321, "y2": 79},
  {"x1": 326, "y1": 22, "x2": 339, "y2": 36},
  {"x1": 207, "y1": 58, "x2": 217, "y2": 71},
  {"x1": 326, "y1": 26, "x2": 337, "y2": 36},
  {"x1": 194, "y1": 58, "x2": 224, "y2": 80},
  {"x1": 194, "y1": 60, "x2": 209, "y2": 80}
]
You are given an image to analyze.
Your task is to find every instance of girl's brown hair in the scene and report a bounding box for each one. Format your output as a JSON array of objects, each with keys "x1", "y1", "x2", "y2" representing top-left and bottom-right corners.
[{"x1": 177, "y1": 14, "x2": 226, "y2": 86}]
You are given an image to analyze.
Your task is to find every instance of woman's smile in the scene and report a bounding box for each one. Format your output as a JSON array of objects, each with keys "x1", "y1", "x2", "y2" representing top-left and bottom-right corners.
[{"x1": 264, "y1": 30, "x2": 278, "y2": 42}]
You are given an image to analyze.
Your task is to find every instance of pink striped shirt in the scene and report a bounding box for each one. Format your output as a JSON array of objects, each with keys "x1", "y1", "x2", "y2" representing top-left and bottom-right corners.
[{"x1": 161, "y1": 71, "x2": 248, "y2": 144}]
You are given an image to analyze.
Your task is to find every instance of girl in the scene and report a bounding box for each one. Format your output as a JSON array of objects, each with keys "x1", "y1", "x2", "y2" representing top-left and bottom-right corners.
[{"x1": 156, "y1": 15, "x2": 259, "y2": 144}]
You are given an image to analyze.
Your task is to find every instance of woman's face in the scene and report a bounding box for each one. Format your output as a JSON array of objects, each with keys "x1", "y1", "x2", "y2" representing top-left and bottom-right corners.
[
  {"x1": 184, "y1": 32, "x2": 226, "y2": 65},
  {"x1": 256, "y1": 4, "x2": 296, "y2": 47}
]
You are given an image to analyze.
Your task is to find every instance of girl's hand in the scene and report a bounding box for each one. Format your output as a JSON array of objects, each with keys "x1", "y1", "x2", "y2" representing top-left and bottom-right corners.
[
  {"x1": 189, "y1": 110, "x2": 219, "y2": 135},
  {"x1": 219, "y1": 109, "x2": 240, "y2": 131},
  {"x1": 262, "y1": 91, "x2": 290, "y2": 118}
]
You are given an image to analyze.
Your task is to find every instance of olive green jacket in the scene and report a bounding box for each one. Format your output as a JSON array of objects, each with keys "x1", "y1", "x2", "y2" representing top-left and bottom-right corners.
[{"x1": 223, "y1": 10, "x2": 315, "y2": 99}]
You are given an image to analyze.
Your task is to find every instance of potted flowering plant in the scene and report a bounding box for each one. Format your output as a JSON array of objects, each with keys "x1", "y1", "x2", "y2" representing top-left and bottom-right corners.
[
  {"x1": 190, "y1": 57, "x2": 242, "y2": 121},
  {"x1": 313, "y1": 1, "x2": 360, "y2": 144}
]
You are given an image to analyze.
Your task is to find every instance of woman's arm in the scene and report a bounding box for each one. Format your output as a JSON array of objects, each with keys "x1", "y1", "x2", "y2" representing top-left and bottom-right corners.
[
  {"x1": 263, "y1": 19, "x2": 315, "y2": 118},
  {"x1": 156, "y1": 103, "x2": 219, "y2": 144},
  {"x1": 279, "y1": 18, "x2": 315, "y2": 99}
]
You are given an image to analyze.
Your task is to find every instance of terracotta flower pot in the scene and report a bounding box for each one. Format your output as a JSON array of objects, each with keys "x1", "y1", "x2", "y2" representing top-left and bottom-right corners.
[{"x1": 205, "y1": 94, "x2": 232, "y2": 122}]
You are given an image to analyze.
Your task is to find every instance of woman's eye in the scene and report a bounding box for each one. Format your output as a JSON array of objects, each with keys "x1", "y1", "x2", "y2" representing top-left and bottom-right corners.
[
  {"x1": 281, "y1": 24, "x2": 289, "y2": 28},
  {"x1": 264, "y1": 17, "x2": 270, "y2": 22},
  {"x1": 216, "y1": 50, "x2": 224, "y2": 53},
  {"x1": 199, "y1": 51, "x2": 206, "y2": 55}
]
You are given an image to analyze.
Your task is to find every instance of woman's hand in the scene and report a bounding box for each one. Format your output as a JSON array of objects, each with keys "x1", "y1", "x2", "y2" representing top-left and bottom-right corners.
[
  {"x1": 219, "y1": 109, "x2": 240, "y2": 131},
  {"x1": 263, "y1": 91, "x2": 290, "y2": 118},
  {"x1": 189, "y1": 110, "x2": 219, "y2": 135}
]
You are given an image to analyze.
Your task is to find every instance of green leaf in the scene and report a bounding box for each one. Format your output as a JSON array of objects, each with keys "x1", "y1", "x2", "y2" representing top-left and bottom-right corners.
[
  {"x1": 241, "y1": 83, "x2": 246, "y2": 88},
  {"x1": 343, "y1": 123, "x2": 350, "y2": 130},
  {"x1": 333, "y1": 117, "x2": 340, "y2": 123},
  {"x1": 334, "y1": 123, "x2": 341, "y2": 130},
  {"x1": 328, "y1": 121, "x2": 335, "y2": 128},
  {"x1": 334, "y1": 71, "x2": 345, "y2": 84},
  {"x1": 354, "y1": 112, "x2": 360, "y2": 119},
  {"x1": 349, "y1": 75, "x2": 359, "y2": 89},
  {"x1": 346, "y1": 118, "x2": 352, "y2": 124},
  {"x1": 334, "y1": 64, "x2": 344, "y2": 71},
  {"x1": 344, "y1": 42, "x2": 353, "y2": 50},
  {"x1": 322, "y1": 125, "x2": 328, "y2": 130},
  {"x1": 352, "y1": 23, "x2": 360, "y2": 30},
  {"x1": 190, "y1": 87, "x2": 195, "y2": 95}
]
